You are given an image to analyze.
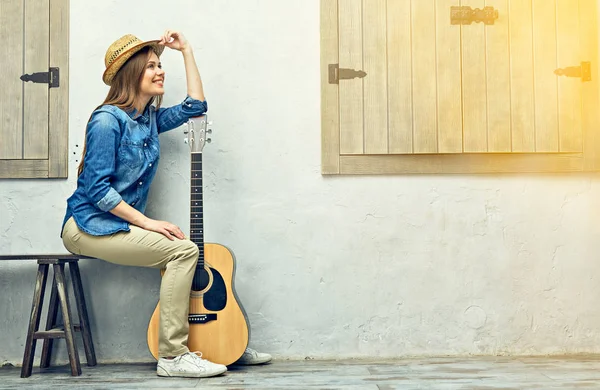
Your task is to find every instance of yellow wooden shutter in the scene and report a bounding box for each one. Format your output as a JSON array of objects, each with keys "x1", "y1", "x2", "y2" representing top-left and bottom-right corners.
[
  {"x1": 0, "y1": 0, "x2": 69, "y2": 179},
  {"x1": 321, "y1": 0, "x2": 600, "y2": 174}
]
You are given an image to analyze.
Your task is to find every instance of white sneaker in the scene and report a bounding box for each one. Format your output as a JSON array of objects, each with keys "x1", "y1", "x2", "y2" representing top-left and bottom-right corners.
[
  {"x1": 234, "y1": 348, "x2": 272, "y2": 365},
  {"x1": 157, "y1": 351, "x2": 227, "y2": 378}
]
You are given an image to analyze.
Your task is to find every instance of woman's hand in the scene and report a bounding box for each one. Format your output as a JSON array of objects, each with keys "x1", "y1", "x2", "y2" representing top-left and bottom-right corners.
[
  {"x1": 156, "y1": 29, "x2": 205, "y2": 102},
  {"x1": 142, "y1": 218, "x2": 186, "y2": 241},
  {"x1": 159, "y1": 30, "x2": 190, "y2": 52}
]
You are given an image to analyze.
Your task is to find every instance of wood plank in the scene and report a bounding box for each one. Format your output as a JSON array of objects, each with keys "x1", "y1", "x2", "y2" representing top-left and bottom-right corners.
[
  {"x1": 33, "y1": 330, "x2": 66, "y2": 340},
  {"x1": 0, "y1": 160, "x2": 48, "y2": 179},
  {"x1": 436, "y1": 0, "x2": 462, "y2": 153},
  {"x1": 412, "y1": 0, "x2": 437, "y2": 153},
  {"x1": 363, "y1": 0, "x2": 387, "y2": 154},
  {"x1": 321, "y1": 0, "x2": 340, "y2": 174},
  {"x1": 53, "y1": 263, "x2": 82, "y2": 376},
  {"x1": 387, "y1": 0, "x2": 413, "y2": 154},
  {"x1": 485, "y1": 0, "x2": 511, "y2": 152},
  {"x1": 48, "y1": 0, "x2": 69, "y2": 178},
  {"x1": 509, "y1": 0, "x2": 535, "y2": 152},
  {"x1": 580, "y1": 0, "x2": 600, "y2": 170},
  {"x1": 21, "y1": 263, "x2": 49, "y2": 378},
  {"x1": 462, "y1": 0, "x2": 488, "y2": 152},
  {"x1": 0, "y1": 255, "x2": 91, "y2": 260},
  {"x1": 532, "y1": 0, "x2": 559, "y2": 152},
  {"x1": 557, "y1": 0, "x2": 583, "y2": 152},
  {"x1": 0, "y1": 0, "x2": 24, "y2": 160},
  {"x1": 23, "y1": 0, "x2": 50, "y2": 159},
  {"x1": 40, "y1": 274, "x2": 59, "y2": 368},
  {"x1": 70, "y1": 261, "x2": 97, "y2": 366},
  {"x1": 340, "y1": 154, "x2": 583, "y2": 174},
  {"x1": 338, "y1": 0, "x2": 364, "y2": 154}
]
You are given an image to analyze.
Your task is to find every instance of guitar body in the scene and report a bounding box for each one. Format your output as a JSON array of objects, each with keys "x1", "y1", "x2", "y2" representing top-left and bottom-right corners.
[{"x1": 146, "y1": 243, "x2": 250, "y2": 365}]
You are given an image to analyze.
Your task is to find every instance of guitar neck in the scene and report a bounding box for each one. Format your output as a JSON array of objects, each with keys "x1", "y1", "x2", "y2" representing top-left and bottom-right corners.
[{"x1": 190, "y1": 152, "x2": 204, "y2": 267}]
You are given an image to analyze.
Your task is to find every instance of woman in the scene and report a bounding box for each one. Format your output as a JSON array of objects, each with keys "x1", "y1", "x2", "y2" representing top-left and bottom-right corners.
[{"x1": 61, "y1": 31, "x2": 270, "y2": 378}]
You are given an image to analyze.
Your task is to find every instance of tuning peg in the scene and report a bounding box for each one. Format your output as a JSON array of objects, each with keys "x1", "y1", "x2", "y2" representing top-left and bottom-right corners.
[
  {"x1": 184, "y1": 138, "x2": 189, "y2": 144},
  {"x1": 207, "y1": 129, "x2": 213, "y2": 134},
  {"x1": 208, "y1": 121, "x2": 213, "y2": 125},
  {"x1": 207, "y1": 138, "x2": 212, "y2": 143}
]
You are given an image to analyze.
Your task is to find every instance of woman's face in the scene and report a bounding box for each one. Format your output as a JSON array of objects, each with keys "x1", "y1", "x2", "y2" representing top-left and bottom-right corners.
[{"x1": 139, "y1": 51, "x2": 165, "y2": 98}]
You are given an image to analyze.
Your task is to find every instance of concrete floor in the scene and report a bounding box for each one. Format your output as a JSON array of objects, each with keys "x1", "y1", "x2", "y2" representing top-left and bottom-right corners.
[{"x1": 2, "y1": 356, "x2": 600, "y2": 389}]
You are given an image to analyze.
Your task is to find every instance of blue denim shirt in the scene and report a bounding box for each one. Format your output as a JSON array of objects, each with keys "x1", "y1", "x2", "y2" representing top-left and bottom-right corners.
[{"x1": 62, "y1": 96, "x2": 207, "y2": 236}]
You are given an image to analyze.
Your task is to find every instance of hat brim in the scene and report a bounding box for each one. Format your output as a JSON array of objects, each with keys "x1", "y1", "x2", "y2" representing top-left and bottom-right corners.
[{"x1": 102, "y1": 39, "x2": 165, "y2": 86}]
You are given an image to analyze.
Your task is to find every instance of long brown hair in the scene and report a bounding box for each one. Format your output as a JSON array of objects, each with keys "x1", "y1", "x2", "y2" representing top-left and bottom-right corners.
[{"x1": 77, "y1": 47, "x2": 163, "y2": 176}]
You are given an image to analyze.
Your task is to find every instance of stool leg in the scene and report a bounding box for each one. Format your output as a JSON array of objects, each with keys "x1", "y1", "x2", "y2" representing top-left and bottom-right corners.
[
  {"x1": 68, "y1": 261, "x2": 97, "y2": 366},
  {"x1": 54, "y1": 263, "x2": 81, "y2": 376},
  {"x1": 40, "y1": 273, "x2": 59, "y2": 368},
  {"x1": 21, "y1": 264, "x2": 49, "y2": 378}
]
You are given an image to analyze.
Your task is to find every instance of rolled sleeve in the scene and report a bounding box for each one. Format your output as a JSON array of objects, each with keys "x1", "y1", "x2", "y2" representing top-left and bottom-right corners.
[
  {"x1": 82, "y1": 110, "x2": 122, "y2": 212},
  {"x1": 96, "y1": 187, "x2": 122, "y2": 212},
  {"x1": 156, "y1": 96, "x2": 208, "y2": 134}
]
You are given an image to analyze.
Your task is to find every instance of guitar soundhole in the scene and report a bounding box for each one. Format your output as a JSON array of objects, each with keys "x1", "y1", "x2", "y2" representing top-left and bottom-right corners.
[{"x1": 192, "y1": 267, "x2": 210, "y2": 292}]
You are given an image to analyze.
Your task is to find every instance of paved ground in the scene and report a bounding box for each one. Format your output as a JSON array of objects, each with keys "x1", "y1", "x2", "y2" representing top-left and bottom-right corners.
[{"x1": 2, "y1": 356, "x2": 600, "y2": 389}]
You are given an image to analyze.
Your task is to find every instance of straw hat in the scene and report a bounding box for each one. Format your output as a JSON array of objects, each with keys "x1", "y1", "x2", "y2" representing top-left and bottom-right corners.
[{"x1": 102, "y1": 34, "x2": 165, "y2": 85}]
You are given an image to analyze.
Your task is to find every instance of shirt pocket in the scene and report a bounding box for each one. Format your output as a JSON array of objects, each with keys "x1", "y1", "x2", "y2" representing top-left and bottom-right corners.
[{"x1": 118, "y1": 139, "x2": 145, "y2": 170}]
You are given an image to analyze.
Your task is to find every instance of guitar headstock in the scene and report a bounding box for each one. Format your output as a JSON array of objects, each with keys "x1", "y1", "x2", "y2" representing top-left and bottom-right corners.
[{"x1": 184, "y1": 115, "x2": 213, "y2": 153}]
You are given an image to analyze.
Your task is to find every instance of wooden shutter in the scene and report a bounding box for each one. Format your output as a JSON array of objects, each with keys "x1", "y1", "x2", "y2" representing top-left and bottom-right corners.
[
  {"x1": 0, "y1": 0, "x2": 69, "y2": 179},
  {"x1": 321, "y1": 0, "x2": 600, "y2": 174}
]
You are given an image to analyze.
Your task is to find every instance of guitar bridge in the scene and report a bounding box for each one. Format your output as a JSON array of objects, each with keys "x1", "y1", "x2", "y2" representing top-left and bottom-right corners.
[{"x1": 189, "y1": 314, "x2": 217, "y2": 324}]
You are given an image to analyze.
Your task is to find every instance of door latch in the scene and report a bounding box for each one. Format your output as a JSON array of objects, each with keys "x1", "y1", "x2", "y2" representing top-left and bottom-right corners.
[
  {"x1": 329, "y1": 64, "x2": 367, "y2": 84},
  {"x1": 554, "y1": 62, "x2": 592, "y2": 82},
  {"x1": 20, "y1": 67, "x2": 60, "y2": 88},
  {"x1": 451, "y1": 6, "x2": 498, "y2": 25}
]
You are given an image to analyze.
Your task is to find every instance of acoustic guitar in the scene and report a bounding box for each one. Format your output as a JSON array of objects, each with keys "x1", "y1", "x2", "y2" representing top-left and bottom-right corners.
[{"x1": 147, "y1": 116, "x2": 250, "y2": 365}]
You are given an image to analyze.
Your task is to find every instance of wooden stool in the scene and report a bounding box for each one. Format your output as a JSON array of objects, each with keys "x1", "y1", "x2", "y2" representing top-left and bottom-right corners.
[{"x1": 20, "y1": 256, "x2": 97, "y2": 377}]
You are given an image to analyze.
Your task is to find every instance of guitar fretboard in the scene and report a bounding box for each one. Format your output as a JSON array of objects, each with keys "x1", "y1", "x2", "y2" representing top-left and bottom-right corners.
[{"x1": 190, "y1": 152, "x2": 204, "y2": 267}]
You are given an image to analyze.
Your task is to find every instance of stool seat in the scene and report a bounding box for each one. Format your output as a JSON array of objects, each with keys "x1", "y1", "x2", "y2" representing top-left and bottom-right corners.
[{"x1": 21, "y1": 256, "x2": 96, "y2": 377}]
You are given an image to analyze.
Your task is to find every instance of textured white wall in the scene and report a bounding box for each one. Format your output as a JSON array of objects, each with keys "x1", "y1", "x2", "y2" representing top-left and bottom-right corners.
[{"x1": 2, "y1": 0, "x2": 600, "y2": 364}]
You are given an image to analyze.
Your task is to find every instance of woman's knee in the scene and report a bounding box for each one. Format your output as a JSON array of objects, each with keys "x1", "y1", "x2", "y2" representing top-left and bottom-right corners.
[{"x1": 180, "y1": 240, "x2": 199, "y2": 261}]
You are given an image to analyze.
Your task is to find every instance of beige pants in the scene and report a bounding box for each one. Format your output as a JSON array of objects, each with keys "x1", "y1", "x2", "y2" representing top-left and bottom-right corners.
[{"x1": 61, "y1": 216, "x2": 197, "y2": 358}]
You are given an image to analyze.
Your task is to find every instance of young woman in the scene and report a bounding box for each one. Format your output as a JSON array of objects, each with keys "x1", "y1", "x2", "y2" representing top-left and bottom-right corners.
[{"x1": 61, "y1": 31, "x2": 270, "y2": 378}]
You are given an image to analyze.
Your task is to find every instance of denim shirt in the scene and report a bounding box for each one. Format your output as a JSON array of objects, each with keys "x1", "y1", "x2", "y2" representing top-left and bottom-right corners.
[{"x1": 62, "y1": 96, "x2": 207, "y2": 236}]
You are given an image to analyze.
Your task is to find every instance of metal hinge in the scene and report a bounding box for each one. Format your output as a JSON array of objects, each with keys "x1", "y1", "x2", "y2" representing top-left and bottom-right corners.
[
  {"x1": 554, "y1": 62, "x2": 592, "y2": 82},
  {"x1": 329, "y1": 64, "x2": 367, "y2": 84},
  {"x1": 20, "y1": 67, "x2": 60, "y2": 88}
]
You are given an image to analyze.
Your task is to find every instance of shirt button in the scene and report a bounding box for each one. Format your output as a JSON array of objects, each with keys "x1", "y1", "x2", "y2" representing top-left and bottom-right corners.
[
  {"x1": 131, "y1": 202, "x2": 136, "y2": 206},
  {"x1": 144, "y1": 143, "x2": 147, "y2": 147},
  {"x1": 149, "y1": 163, "x2": 153, "y2": 167},
  {"x1": 139, "y1": 182, "x2": 143, "y2": 186}
]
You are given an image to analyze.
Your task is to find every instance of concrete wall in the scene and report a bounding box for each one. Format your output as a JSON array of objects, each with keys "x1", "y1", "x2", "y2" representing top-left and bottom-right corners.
[{"x1": 2, "y1": 0, "x2": 600, "y2": 365}]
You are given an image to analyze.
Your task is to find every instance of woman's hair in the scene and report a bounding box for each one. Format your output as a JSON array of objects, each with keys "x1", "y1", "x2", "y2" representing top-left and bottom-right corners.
[{"x1": 77, "y1": 46, "x2": 163, "y2": 176}]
